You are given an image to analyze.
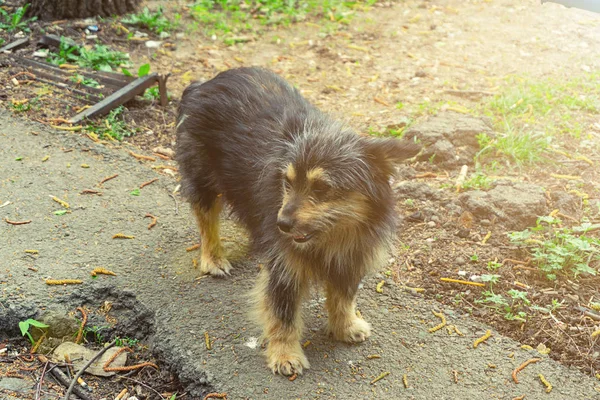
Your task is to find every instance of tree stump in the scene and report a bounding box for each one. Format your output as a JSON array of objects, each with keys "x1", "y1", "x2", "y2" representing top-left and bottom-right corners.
[{"x1": 29, "y1": 0, "x2": 141, "y2": 20}]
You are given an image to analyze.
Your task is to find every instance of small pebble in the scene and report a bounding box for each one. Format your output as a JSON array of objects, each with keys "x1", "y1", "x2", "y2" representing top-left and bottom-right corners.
[
  {"x1": 480, "y1": 219, "x2": 491, "y2": 226},
  {"x1": 455, "y1": 256, "x2": 466, "y2": 266},
  {"x1": 427, "y1": 221, "x2": 436, "y2": 228}
]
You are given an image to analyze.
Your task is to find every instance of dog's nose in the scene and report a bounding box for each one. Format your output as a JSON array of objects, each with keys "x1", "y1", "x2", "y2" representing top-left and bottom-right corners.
[{"x1": 277, "y1": 217, "x2": 294, "y2": 233}]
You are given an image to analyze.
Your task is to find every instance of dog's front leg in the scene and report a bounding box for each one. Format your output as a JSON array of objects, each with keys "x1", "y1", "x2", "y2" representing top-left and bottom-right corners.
[
  {"x1": 326, "y1": 280, "x2": 371, "y2": 343},
  {"x1": 253, "y1": 265, "x2": 309, "y2": 376}
]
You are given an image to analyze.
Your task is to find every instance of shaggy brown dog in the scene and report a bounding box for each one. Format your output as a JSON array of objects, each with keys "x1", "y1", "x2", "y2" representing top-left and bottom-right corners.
[{"x1": 176, "y1": 67, "x2": 420, "y2": 376}]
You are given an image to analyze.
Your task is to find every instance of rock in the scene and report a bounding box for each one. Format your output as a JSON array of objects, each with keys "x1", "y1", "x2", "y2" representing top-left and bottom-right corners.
[
  {"x1": 406, "y1": 211, "x2": 424, "y2": 222},
  {"x1": 403, "y1": 112, "x2": 493, "y2": 167},
  {"x1": 40, "y1": 311, "x2": 79, "y2": 340},
  {"x1": 550, "y1": 191, "x2": 580, "y2": 215},
  {"x1": 480, "y1": 219, "x2": 491, "y2": 226},
  {"x1": 51, "y1": 342, "x2": 128, "y2": 377},
  {"x1": 458, "y1": 183, "x2": 547, "y2": 230},
  {"x1": 427, "y1": 221, "x2": 436, "y2": 228},
  {"x1": 456, "y1": 228, "x2": 470, "y2": 239},
  {"x1": 0, "y1": 377, "x2": 33, "y2": 392},
  {"x1": 455, "y1": 257, "x2": 466, "y2": 266},
  {"x1": 395, "y1": 165, "x2": 416, "y2": 180},
  {"x1": 152, "y1": 146, "x2": 175, "y2": 159},
  {"x1": 145, "y1": 40, "x2": 162, "y2": 49},
  {"x1": 394, "y1": 181, "x2": 442, "y2": 201}
]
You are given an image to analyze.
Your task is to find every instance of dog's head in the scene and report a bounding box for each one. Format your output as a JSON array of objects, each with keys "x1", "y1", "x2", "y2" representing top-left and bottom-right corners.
[{"x1": 276, "y1": 131, "x2": 420, "y2": 246}]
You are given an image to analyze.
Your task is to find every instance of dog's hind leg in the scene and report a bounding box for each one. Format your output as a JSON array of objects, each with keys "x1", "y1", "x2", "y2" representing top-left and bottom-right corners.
[
  {"x1": 325, "y1": 280, "x2": 371, "y2": 343},
  {"x1": 252, "y1": 264, "x2": 309, "y2": 376},
  {"x1": 192, "y1": 197, "x2": 232, "y2": 277}
]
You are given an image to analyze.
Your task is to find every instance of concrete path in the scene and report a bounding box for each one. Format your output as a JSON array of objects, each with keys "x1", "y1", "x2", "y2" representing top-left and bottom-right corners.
[{"x1": 1, "y1": 112, "x2": 599, "y2": 399}]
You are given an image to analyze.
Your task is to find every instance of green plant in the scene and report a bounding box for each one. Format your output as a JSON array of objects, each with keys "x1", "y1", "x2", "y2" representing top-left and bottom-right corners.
[
  {"x1": 19, "y1": 319, "x2": 49, "y2": 344},
  {"x1": 475, "y1": 125, "x2": 550, "y2": 167},
  {"x1": 85, "y1": 106, "x2": 133, "y2": 141},
  {"x1": 130, "y1": 188, "x2": 140, "y2": 196},
  {"x1": 462, "y1": 173, "x2": 492, "y2": 191},
  {"x1": 470, "y1": 253, "x2": 479, "y2": 262},
  {"x1": 71, "y1": 74, "x2": 100, "y2": 88},
  {"x1": 403, "y1": 199, "x2": 415, "y2": 208},
  {"x1": 0, "y1": 3, "x2": 37, "y2": 32},
  {"x1": 82, "y1": 325, "x2": 108, "y2": 343},
  {"x1": 486, "y1": 261, "x2": 502, "y2": 271},
  {"x1": 115, "y1": 337, "x2": 140, "y2": 347},
  {"x1": 142, "y1": 86, "x2": 161, "y2": 101},
  {"x1": 48, "y1": 37, "x2": 130, "y2": 72},
  {"x1": 121, "y1": 6, "x2": 178, "y2": 34},
  {"x1": 509, "y1": 217, "x2": 600, "y2": 280}
]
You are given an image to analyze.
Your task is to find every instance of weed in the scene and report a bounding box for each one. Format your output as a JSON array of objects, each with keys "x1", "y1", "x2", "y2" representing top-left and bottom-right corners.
[
  {"x1": 143, "y1": 86, "x2": 162, "y2": 101},
  {"x1": 462, "y1": 173, "x2": 492, "y2": 191},
  {"x1": 0, "y1": 4, "x2": 37, "y2": 32},
  {"x1": 82, "y1": 325, "x2": 108, "y2": 343},
  {"x1": 470, "y1": 253, "x2": 479, "y2": 262},
  {"x1": 188, "y1": 0, "x2": 376, "y2": 43},
  {"x1": 115, "y1": 336, "x2": 140, "y2": 347},
  {"x1": 48, "y1": 37, "x2": 130, "y2": 72},
  {"x1": 121, "y1": 6, "x2": 178, "y2": 34},
  {"x1": 487, "y1": 261, "x2": 502, "y2": 271},
  {"x1": 19, "y1": 319, "x2": 49, "y2": 344},
  {"x1": 85, "y1": 106, "x2": 133, "y2": 141},
  {"x1": 475, "y1": 125, "x2": 550, "y2": 167},
  {"x1": 10, "y1": 97, "x2": 39, "y2": 113},
  {"x1": 508, "y1": 216, "x2": 600, "y2": 280},
  {"x1": 403, "y1": 199, "x2": 415, "y2": 208},
  {"x1": 71, "y1": 74, "x2": 100, "y2": 88}
]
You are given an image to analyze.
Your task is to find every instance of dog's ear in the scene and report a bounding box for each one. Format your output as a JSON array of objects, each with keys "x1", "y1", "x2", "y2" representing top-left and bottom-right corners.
[{"x1": 363, "y1": 137, "x2": 421, "y2": 178}]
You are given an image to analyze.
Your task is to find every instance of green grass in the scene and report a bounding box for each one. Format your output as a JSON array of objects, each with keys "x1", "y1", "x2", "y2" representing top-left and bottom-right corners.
[
  {"x1": 121, "y1": 6, "x2": 179, "y2": 34},
  {"x1": 508, "y1": 216, "x2": 600, "y2": 281},
  {"x1": 85, "y1": 106, "x2": 133, "y2": 141},
  {"x1": 0, "y1": 3, "x2": 37, "y2": 32},
  {"x1": 47, "y1": 37, "x2": 130, "y2": 72},
  {"x1": 474, "y1": 74, "x2": 600, "y2": 167},
  {"x1": 188, "y1": 0, "x2": 377, "y2": 43}
]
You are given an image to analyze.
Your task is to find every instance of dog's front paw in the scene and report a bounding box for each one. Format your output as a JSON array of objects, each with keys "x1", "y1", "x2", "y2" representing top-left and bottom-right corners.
[
  {"x1": 200, "y1": 257, "x2": 232, "y2": 277},
  {"x1": 330, "y1": 317, "x2": 371, "y2": 343},
  {"x1": 266, "y1": 341, "x2": 310, "y2": 376}
]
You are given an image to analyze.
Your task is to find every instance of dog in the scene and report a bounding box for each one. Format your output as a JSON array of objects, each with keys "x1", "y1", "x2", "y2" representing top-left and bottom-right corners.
[{"x1": 175, "y1": 67, "x2": 420, "y2": 376}]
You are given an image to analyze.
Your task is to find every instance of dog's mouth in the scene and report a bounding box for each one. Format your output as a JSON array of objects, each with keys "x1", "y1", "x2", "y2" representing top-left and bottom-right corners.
[{"x1": 292, "y1": 232, "x2": 315, "y2": 243}]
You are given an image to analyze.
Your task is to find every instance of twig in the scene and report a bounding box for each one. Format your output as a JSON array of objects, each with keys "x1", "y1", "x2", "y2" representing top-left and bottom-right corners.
[
  {"x1": 35, "y1": 360, "x2": 48, "y2": 400},
  {"x1": 103, "y1": 347, "x2": 158, "y2": 372},
  {"x1": 99, "y1": 174, "x2": 118, "y2": 185},
  {"x1": 140, "y1": 178, "x2": 159, "y2": 189},
  {"x1": 5, "y1": 218, "x2": 32, "y2": 225},
  {"x1": 370, "y1": 371, "x2": 390, "y2": 384},
  {"x1": 38, "y1": 355, "x2": 91, "y2": 400},
  {"x1": 80, "y1": 189, "x2": 102, "y2": 195},
  {"x1": 75, "y1": 307, "x2": 87, "y2": 344},
  {"x1": 169, "y1": 193, "x2": 179, "y2": 215},
  {"x1": 473, "y1": 330, "x2": 492, "y2": 348},
  {"x1": 203, "y1": 393, "x2": 227, "y2": 400},
  {"x1": 64, "y1": 340, "x2": 116, "y2": 400},
  {"x1": 428, "y1": 311, "x2": 447, "y2": 333},
  {"x1": 116, "y1": 375, "x2": 166, "y2": 399},
  {"x1": 45, "y1": 279, "x2": 82, "y2": 285},
  {"x1": 512, "y1": 358, "x2": 541, "y2": 384},
  {"x1": 129, "y1": 151, "x2": 156, "y2": 162},
  {"x1": 440, "y1": 277, "x2": 485, "y2": 287},
  {"x1": 145, "y1": 213, "x2": 158, "y2": 230}
]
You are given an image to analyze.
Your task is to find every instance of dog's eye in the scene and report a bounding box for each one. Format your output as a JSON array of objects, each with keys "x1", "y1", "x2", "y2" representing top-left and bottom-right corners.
[{"x1": 311, "y1": 181, "x2": 330, "y2": 199}]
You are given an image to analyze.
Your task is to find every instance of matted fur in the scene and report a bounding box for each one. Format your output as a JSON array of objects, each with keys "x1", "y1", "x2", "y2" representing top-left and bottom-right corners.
[{"x1": 176, "y1": 67, "x2": 420, "y2": 376}]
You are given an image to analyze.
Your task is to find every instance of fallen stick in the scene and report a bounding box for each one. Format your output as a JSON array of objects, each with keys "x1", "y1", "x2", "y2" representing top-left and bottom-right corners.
[
  {"x1": 512, "y1": 358, "x2": 541, "y2": 384},
  {"x1": 5, "y1": 218, "x2": 32, "y2": 225},
  {"x1": 35, "y1": 359, "x2": 49, "y2": 400},
  {"x1": 64, "y1": 340, "x2": 116, "y2": 400},
  {"x1": 440, "y1": 277, "x2": 485, "y2": 287}
]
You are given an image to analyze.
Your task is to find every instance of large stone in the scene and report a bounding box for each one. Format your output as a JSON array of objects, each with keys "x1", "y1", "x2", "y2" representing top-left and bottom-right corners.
[
  {"x1": 0, "y1": 377, "x2": 33, "y2": 393},
  {"x1": 51, "y1": 341, "x2": 128, "y2": 377},
  {"x1": 394, "y1": 181, "x2": 443, "y2": 201},
  {"x1": 458, "y1": 183, "x2": 547, "y2": 230},
  {"x1": 403, "y1": 112, "x2": 493, "y2": 167}
]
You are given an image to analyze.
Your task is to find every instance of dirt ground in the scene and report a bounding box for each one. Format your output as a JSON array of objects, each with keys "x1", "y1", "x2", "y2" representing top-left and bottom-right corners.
[{"x1": 1, "y1": 0, "x2": 600, "y2": 399}]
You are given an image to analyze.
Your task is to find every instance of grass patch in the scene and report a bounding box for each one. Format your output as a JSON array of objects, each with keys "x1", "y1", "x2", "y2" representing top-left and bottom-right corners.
[
  {"x1": 0, "y1": 3, "x2": 37, "y2": 33},
  {"x1": 121, "y1": 6, "x2": 179, "y2": 34},
  {"x1": 508, "y1": 216, "x2": 600, "y2": 281},
  {"x1": 47, "y1": 37, "x2": 130, "y2": 72},
  {"x1": 475, "y1": 74, "x2": 600, "y2": 167},
  {"x1": 188, "y1": 0, "x2": 377, "y2": 42},
  {"x1": 85, "y1": 106, "x2": 133, "y2": 141}
]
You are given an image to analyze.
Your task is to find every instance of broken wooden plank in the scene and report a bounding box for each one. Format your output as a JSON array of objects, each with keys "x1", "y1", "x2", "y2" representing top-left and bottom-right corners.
[
  {"x1": 68, "y1": 73, "x2": 161, "y2": 123},
  {"x1": 0, "y1": 38, "x2": 30, "y2": 53}
]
